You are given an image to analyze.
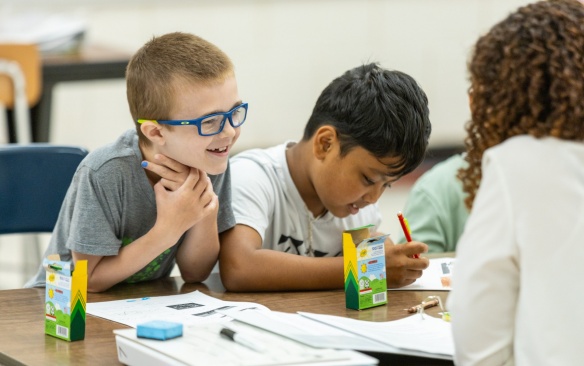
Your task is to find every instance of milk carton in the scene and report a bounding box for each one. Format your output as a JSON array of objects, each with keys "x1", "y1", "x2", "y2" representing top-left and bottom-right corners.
[
  {"x1": 343, "y1": 225, "x2": 387, "y2": 310},
  {"x1": 44, "y1": 255, "x2": 87, "y2": 341}
]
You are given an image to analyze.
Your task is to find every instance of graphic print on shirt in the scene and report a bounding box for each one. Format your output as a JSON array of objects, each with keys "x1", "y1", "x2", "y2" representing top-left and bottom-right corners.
[
  {"x1": 121, "y1": 237, "x2": 171, "y2": 283},
  {"x1": 278, "y1": 234, "x2": 330, "y2": 257},
  {"x1": 312, "y1": 249, "x2": 332, "y2": 257},
  {"x1": 279, "y1": 234, "x2": 304, "y2": 254}
]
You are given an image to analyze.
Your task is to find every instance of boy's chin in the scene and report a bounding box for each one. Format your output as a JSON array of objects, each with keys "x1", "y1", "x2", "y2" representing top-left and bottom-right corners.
[
  {"x1": 204, "y1": 163, "x2": 228, "y2": 176},
  {"x1": 328, "y1": 207, "x2": 351, "y2": 219}
]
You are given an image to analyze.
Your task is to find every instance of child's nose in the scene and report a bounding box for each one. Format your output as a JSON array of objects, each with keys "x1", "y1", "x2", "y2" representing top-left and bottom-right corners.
[
  {"x1": 218, "y1": 118, "x2": 237, "y2": 138},
  {"x1": 363, "y1": 184, "x2": 385, "y2": 204}
]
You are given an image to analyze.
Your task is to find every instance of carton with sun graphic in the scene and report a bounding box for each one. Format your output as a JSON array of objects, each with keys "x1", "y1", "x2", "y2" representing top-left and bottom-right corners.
[
  {"x1": 44, "y1": 255, "x2": 87, "y2": 341},
  {"x1": 343, "y1": 225, "x2": 387, "y2": 310}
]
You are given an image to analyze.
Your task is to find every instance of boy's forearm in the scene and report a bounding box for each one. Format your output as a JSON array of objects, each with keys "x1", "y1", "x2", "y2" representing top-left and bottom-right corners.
[
  {"x1": 176, "y1": 216, "x2": 220, "y2": 283},
  {"x1": 220, "y1": 250, "x2": 344, "y2": 292},
  {"x1": 82, "y1": 224, "x2": 183, "y2": 292}
]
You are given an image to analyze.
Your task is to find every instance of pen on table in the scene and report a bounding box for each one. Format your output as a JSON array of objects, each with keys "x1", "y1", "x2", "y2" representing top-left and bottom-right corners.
[
  {"x1": 220, "y1": 327, "x2": 266, "y2": 353},
  {"x1": 397, "y1": 211, "x2": 419, "y2": 258},
  {"x1": 405, "y1": 298, "x2": 440, "y2": 313}
]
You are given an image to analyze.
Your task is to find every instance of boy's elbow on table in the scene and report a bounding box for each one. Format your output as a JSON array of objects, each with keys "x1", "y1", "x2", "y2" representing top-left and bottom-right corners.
[
  {"x1": 181, "y1": 271, "x2": 211, "y2": 284},
  {"x1": 86, "y1": 279, "x2": 114, "y2": 293},
  {"x1": 219, "y1": 263, "x2": 251, "y2": 292}
]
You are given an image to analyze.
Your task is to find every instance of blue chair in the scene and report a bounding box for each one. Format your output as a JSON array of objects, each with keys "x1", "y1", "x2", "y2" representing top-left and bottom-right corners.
[{"x1": 0, "y1": 144, "x2": 88, "y2": 280}]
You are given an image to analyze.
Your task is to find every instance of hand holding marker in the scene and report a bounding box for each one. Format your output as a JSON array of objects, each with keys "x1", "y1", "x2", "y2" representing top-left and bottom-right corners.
[{"x1": 397, "y1": 211, "x2": 419, "y2": 259}]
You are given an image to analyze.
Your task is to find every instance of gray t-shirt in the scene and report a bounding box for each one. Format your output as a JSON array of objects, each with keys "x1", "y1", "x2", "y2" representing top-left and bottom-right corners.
[{"x1": 25, "y1": 129, "x2": 235, "y2": 288}]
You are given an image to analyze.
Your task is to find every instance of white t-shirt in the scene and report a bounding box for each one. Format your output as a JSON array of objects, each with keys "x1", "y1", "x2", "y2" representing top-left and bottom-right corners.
[
  {"x1": 448, "y1": 135, "x2": 584, "y2": 366},
  {"x1": 230, "y1": 142, "x2": 381, "y2": 257}
]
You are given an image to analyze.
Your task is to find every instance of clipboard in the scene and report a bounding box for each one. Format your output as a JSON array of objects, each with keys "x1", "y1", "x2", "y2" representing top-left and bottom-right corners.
[
  {"x1": 114, "y1": 320, "x2": 378, "y2": 366},
  {"x1": 218, "y1": 308, "x2": 454, "y2": 361}
]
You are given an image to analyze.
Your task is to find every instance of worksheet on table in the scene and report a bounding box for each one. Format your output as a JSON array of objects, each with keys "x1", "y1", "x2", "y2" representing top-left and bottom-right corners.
[
  {"x1": 87, "y1": 290, "x2": 270, "y2": 327},
  {"x1": 389, "y1": 258, "x2": 455, "y2": 291}
]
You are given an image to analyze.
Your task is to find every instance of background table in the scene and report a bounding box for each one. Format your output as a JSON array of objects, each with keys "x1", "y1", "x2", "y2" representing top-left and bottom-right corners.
[
  {"x1": 6, "y1": 45, "x2": 129, "y2": 143},
  {"x1": 33, "y1": 45, "x2": 129, "y2": 142},
  {"x1": 0, "y1": 273, "x2": 453, "y2": 366}
]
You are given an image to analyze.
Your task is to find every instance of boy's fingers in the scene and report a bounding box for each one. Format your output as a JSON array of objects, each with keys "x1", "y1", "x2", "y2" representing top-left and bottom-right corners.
[
  {"x1": 406, "y1": 256, "x2": 430, "y2": 270},
  {"x1": 182, "y1": 168, "x2": 201, "y2": 189},
  {"x1": 141, "y1": 155, "x2": 187, "y2": 179},
  {"x1": 197, "y1": 171, "x2": 209, "y2": 188},
  {"x1": 400, "y1": 241, "x2": 428, "y2": 255},
  {"x1": 405, "y1": 268, "x2": 424, "y2": 280},
  {"x1": 204, "y1": 194, "x2": 218, "y2": 210},
  {"x1": 142, "y1": 160, "x2": 174, "y2": 178},
  {"x1": 154, "y1": 154, "x2": 185, "y2": 173},
  {"x1": 144, "y1": 161, "x2": 180, "y2": 190},
  {"x1": 197, "y1": 181, "x2": 217, "y2": 210},
  {"x1": 192, "y1": 172, "x2": 212, "y2": 195},
  {"x1": 159, "y1": 178, "x2": 180, "y2": 191},
  {"x1": 153, "y1": 181, "x2": 168, "y2": 196}
]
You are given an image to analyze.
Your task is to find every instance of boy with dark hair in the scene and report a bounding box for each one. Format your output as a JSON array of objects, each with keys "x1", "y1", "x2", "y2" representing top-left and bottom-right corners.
[
  {"x1": 219, "y1": 63, "x2": 431, "y2": 291},
  {"x1": 26, "y1": 32, "x2": 247, "y2": 292}
]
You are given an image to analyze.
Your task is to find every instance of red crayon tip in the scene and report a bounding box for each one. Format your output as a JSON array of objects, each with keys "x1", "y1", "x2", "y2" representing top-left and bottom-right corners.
[{"x1": 397, "y1": 212, "x2": 419, "y2": 259}]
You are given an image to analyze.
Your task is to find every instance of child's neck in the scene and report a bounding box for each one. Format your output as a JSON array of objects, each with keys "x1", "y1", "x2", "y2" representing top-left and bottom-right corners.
[{"x1": 286, "y1": 141, "x2": 327, "y2": 217}]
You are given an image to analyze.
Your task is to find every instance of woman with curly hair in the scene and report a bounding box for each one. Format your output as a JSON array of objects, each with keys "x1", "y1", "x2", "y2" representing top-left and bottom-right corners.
[{"x1": 448, "y1": 0, "x2": 584, "y2": 365}]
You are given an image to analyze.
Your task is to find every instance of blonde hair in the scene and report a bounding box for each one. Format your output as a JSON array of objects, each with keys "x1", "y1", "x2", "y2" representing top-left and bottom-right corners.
[{"x1": 126, "y1": 32, "x2": 234, "y2": 144}]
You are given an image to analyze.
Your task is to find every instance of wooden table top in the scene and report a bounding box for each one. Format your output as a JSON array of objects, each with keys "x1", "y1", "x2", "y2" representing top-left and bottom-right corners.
[
  {"x1": 0, "y1": 272, "x2": 453, "y2": 366},
  {"x1": 41, "y1": 44, "x2": 129, "y2": 64}
]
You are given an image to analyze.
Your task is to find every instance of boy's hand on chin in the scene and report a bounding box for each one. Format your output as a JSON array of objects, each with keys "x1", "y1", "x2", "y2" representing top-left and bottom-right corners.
[
  {"x1": 142, "y1": 154, "x2": 190, "y2": 191},
  {"x1": 154, "y1": 168, "x2": 217, "y2": 235}
]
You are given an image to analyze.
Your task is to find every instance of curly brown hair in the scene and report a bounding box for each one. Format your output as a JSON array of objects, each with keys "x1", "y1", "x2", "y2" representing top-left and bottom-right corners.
[{"x1": 458, "y1": 0, "x2": 584, "y2": 210}]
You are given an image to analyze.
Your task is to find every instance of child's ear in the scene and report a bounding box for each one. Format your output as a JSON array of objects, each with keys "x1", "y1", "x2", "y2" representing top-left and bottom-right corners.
[
  {"x1": 140, "y1": 121, "x2": 166, "y2": 145},
  {"x1": 313, "y1": 126, "x2": 337, "y2": 160}
]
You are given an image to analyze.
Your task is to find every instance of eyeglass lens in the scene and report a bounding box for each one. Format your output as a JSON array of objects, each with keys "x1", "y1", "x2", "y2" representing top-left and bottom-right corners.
[{"x1": 200, "y1": 105, "x2": 247, "y2": 135}]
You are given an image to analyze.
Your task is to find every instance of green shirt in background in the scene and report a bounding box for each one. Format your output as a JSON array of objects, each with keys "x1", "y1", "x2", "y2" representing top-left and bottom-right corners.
[{"x1": 395, "y1": 154, "x2": 469, "y2": 253}]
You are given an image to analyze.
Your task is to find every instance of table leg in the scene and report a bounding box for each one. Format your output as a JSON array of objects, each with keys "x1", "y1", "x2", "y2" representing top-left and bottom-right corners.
[{"x1": 30, "y1": 82, "x2": 55, "y2": 142}]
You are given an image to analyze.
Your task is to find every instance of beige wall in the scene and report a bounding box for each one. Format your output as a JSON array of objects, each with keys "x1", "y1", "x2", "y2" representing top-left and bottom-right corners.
[
  {"x1": 3, "y1": 0, "x2": 532, "y2": 152},
  {"x1": 0, "y1": 0, "x2": 536, "y2": 289}
]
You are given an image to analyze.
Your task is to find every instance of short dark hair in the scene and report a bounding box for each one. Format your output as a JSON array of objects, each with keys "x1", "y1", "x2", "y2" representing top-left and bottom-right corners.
[{"x1": 302, "y1": 63, "x2": 431, "y2": 177}]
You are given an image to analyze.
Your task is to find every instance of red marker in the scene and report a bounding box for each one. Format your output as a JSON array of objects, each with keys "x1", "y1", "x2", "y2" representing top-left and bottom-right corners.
[{"x1": 397, "y1": 212, "x2": 419, "y2": 258}]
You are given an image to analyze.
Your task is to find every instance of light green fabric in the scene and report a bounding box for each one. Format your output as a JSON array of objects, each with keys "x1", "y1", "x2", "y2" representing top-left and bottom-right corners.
[{"x1": 395, "y1": 154, "x2": 469, "y2": 253}]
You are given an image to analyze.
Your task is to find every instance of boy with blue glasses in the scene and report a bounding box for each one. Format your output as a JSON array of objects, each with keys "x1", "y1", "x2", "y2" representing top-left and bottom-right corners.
[{"x1": 25, "y1": 32, "x2": 246, "y2": 292}]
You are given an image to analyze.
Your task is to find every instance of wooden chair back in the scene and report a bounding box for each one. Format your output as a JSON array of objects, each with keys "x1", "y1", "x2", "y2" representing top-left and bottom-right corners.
[{"x1": 0, "y1": 43, "x2": 42, "y2": 108}]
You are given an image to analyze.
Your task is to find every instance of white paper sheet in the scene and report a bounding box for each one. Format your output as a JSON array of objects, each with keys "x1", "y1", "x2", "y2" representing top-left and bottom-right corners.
[
  {"x1": 218, "y1": 308, "x2": 394, "y2": 353},
  {"x1": 220, "y1": 308, "x2": 453, "y2": 360},
  {"x1": 87, "y1": 290, "x2": 270, "y2": 327},
  {"x1": 298, "y1": 312, "x2": 454, "y2": 357},
  {"x1": 389, "y1": 258, "x2": 455, "y2": 291}
]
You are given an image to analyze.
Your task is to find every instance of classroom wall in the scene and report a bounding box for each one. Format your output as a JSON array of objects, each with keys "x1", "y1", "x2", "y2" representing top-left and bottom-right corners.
[
  {"x1": 1, "y1": 0, "x2": 536, "y2": 289},
  {"x1": 2, "y1": 0, "x2": 533, "y2": 152}
]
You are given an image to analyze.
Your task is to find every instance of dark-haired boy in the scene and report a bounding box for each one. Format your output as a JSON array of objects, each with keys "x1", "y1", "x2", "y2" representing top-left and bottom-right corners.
[{"x1": 219, "y1": 63, "x2": 431, "y2": 291}]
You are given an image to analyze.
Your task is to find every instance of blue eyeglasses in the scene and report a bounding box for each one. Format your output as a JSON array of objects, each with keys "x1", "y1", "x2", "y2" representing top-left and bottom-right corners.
[{"x1": 137, "y1": 102, "x2": 248, "y2": 136}]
